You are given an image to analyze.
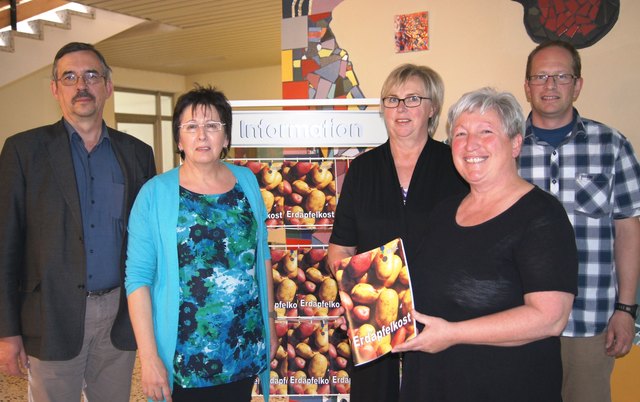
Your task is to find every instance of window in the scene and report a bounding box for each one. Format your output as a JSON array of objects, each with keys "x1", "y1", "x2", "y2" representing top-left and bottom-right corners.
[{"x1": 114, "y1": 88, "x2": 176, "y2": 172}]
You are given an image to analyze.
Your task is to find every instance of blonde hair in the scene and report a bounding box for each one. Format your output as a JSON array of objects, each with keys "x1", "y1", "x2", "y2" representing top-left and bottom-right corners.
[{"x1": 380, "y1": 64, "x2": 444, "y2": 137}]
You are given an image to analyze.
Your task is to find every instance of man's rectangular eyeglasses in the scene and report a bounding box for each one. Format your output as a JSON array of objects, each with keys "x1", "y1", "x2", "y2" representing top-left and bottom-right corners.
[
  {"x1": 179, "y1": 121, "x2": 226, "y2": 133},
  {"x1": 527, "y1": 73, "x2": 577, "y2": 86},
  {"x1": 382, "y1": 95, "x2": 431, "y2": 108},
  {"x1": 55, "y1": 71, "x2": 106, "y2": 86}
]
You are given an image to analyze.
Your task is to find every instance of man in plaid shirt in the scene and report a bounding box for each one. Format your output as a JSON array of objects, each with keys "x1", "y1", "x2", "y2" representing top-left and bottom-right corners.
[{"x1": 519, "y1": 40, "x2": 640, "y2": 402}]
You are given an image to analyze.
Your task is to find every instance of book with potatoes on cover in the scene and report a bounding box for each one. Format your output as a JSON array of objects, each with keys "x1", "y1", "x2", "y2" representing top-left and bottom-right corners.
[{"x1": 335, "y1": 238, "x2": 417, "y2": 366}]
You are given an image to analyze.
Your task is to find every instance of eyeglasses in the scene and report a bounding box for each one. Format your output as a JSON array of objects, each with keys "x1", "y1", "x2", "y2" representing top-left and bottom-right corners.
[
  {"x1": 179, "y1": 121, "x2": 226, "y2": 133},
  {"x1": 527, "y1": 73, "x2": 577, "y2": 86},
  {"x1": 55, "y1": 71, "x2": 106, "y2": 86},
  {"x1": 382, "y1": 95, "x2": 431, "y2": 108}
]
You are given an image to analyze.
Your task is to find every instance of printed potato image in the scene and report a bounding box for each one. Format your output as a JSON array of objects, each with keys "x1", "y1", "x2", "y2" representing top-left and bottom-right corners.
[
  {"x1": 233, "y1": 159, "x2": 337, "y2": 228},
  {"x1": 398, "y1": 263, "x2": 410, "y2": 286},
  {"x1": 375, "y1": 288, "x2": 399, "y2": 327},
  {"x1": 266, "y1": 324, "x2": 289, "y2": 396},
  {"x1": 336, "y1": 341, "x2": 351, "y2": 359},
  {"x1": 294, "y1": 248, "x2": 342, "y2": 318},
  {"x1": 282, "y1": 253, "x2": 298, "y2": 279},
  {"x1": 261, "y1": 165, "x2": 283, "y2": 190},
  {"x1": 318, "y1": 277, "x2": 338, "y2": 303},
  {"x1": 373, "y1": 249, "x2": 403, "y2": 287},
  {"x1": 290, "y1": 370, "x2": 307, "y2": 395},
  {"x1": 336, "y1": 238, "x2": 417, "y2": 365},
  {"x1": 350, "y1": 283, "x2": 379, "y2": 304},
  {"x1": 310, "y1": 164, "x2": 333, "y2": 190},
  {"x1": 277, "y1": 278, "x2": 297, "y2": 303},
  {"x1": 376, "y1": 341, "x2": 393, "y2": 356},
  {"x1": 281, "y1": 160, "x2": 336, "y2": 228},
  {"x1": 236, "y1": 160, "x2": 265, "y2": 175},
  {"x1": 291, "y1": 179, "x2": 313, "y2": 196},
  {"x1": 325, "y1": 194, "x2": 337, "y2": 213},
  {"x1": 304, "y1": 189, "x2": 326, "y2": 213},
  {"x1": 305, "y1": 267, "x2": 324, "y2": 284},
  {"x1": 331, "y1": 369, "x2": 351, "y2": 394},
  {"x1": 271, "y1": 246, "x2": 345, "y2": 320},
  {"x1": 307, "y1": 353, "x2": 329, "y2": 378},
  {"x1": 232, "y1": 160, "x2": 285, "y2": 226},
  {"x1": 267, "y1": 245, "x2": 354, "y2": 396},
  {"x1": 260, "y1": 188, "x2": 275, "y2": 212},
  {"x1": 287, "y1": 321, "x2": 331, "y2": 395},
  {"x1": 346, "y1": 250, "x2": 374, "y2": 279}
]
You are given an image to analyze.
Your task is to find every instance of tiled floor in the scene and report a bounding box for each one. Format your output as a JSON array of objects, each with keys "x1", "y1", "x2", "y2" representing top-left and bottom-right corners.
[
  {"x1": 0, "y1": 355, "x2": 146, "y2": 401},
  {"x1": 0, "y1": 358, "x2": 290, "y2": 401}
]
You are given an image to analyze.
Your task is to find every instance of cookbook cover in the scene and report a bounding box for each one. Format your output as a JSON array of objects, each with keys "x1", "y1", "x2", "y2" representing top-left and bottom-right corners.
[{"x1": 335, "y1": 238, "x2": 417, "y2": 366}]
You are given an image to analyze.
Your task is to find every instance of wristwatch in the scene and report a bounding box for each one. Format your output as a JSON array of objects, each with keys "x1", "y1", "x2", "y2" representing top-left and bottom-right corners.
[{"x1": 614, "y1": 302, "x2": 638, "y2": 319}]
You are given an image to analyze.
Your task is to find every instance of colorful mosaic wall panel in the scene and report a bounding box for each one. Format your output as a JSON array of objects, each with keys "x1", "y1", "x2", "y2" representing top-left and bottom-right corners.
[{"x1": 282, "y1": 0, "x2": 365, "y2": 110}]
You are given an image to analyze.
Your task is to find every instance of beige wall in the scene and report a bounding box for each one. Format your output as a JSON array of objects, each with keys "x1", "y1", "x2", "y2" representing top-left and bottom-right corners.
[
  {"x1": 3, "y1": 1, "x2": 637, "y2": 150},
  {"x1": 332, "y1": 0, "x2": 640, "y2": 150},
  {"x1": 0, "y1": 63, "x2": 280, "y2": 149},
  {"x1": 0, "y1": 66, "x2": 61, "y2": 146},
  {"x1": 112, "y1": 66, "x2": 187, "y2": 96},
  {"x1": 0, "y1": 65, "x2": 187, "y2": 149},
  {"x1": 186, "y1": 64, "x2": 281, "y2": 100}
]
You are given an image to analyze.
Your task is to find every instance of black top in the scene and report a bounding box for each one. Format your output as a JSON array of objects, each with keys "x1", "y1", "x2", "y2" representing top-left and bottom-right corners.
[
  {"x1": 400, "y1": 187, "x2": 578, "y2": 402},
  {"x1": 330, "y1": 137, "x2": 467, "y2": 402},
  {"x1": 330, "y1": 138, "x2": 468, "y2": 260}
]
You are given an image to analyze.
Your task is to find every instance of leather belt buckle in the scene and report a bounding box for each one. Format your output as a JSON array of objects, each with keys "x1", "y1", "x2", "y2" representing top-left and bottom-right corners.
[{"x1": 87, "y1": 286, "x2": 118, "y2": 297}]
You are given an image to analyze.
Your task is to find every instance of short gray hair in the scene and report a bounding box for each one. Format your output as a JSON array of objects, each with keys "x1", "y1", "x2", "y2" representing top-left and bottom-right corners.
[{"x1": 446, "y1": 87, "x2": 524, "y2": 142}]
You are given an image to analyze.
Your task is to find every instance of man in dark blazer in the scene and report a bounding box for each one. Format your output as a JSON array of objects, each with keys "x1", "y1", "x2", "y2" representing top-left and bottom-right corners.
[{"x1": 0, "y1": 42, "x2": 156, "y2": 401}]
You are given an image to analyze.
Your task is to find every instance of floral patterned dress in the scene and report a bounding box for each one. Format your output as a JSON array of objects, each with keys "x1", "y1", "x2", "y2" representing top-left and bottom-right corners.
[{"x1": 173, "y1": 184, "x2": 266, "y2": 388}]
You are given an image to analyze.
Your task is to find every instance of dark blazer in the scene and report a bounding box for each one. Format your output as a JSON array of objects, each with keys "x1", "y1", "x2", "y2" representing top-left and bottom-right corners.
[{"x1": 0, "y1": 119, "x2": 156, "y2": 360}]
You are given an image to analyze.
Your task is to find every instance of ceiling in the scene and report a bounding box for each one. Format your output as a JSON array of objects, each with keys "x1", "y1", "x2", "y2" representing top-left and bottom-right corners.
[{"x1": 74, "y1": 0, "x2": 282, "y2": 76}]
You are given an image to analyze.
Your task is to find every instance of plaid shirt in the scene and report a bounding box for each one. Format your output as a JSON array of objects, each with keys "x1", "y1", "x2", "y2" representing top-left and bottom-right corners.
[{"x1": 518, "y1": 110, "x2": 640, "y2": 337}]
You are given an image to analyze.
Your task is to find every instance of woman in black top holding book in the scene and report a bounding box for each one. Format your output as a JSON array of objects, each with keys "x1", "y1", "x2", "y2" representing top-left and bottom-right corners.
[
  {"x1": 327, "y1": 64, "x2": 468, "y2": 402},
  {"x1": 393, "y1": 88, "x2": 578, "y2": 402}
]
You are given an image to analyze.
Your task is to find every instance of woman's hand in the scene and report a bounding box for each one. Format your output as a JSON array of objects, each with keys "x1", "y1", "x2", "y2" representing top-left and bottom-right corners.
[
  {"x1": 393, "y1": 290, "x2": 574, "y2": 353},
  {"x1": 140, "y1": 354, "x2": 172, "y2": 402},
  {"x1": 391, "y1": 310, "x2": 454, "y2": 354}
]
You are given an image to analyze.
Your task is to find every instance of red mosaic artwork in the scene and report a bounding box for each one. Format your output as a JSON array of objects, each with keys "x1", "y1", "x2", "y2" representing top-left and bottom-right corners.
[
  {"x1": 538, "y1": 0, "x2": 601, "y2": 37},
  {"x1": 514, "y1": 0, "x2": 619, "y2": 48}
]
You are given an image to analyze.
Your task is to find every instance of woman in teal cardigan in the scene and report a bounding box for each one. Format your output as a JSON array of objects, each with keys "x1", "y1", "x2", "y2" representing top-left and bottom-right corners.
[{"x1": 125, "y1": 86, "x2": 276, "y2": 402}]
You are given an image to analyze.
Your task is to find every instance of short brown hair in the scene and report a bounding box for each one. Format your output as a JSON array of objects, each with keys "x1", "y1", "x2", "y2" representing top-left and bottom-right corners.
[{"x1": 525, "y1": 40, "x2": 581, "y2": 79}]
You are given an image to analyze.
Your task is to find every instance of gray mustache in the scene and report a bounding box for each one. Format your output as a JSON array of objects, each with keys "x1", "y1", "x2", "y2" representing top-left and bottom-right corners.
[{"x1": 72, "y1": 90, "x2": 95, "y2": 103}]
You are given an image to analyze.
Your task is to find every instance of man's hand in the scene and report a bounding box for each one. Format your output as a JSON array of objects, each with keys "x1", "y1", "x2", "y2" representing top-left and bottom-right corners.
[
  {"x1": 0, "y1": 336, "x2": 28, "y2": 378},
  {"x1": 605, "y1": 311, "x2": 635, "y2": 357}
]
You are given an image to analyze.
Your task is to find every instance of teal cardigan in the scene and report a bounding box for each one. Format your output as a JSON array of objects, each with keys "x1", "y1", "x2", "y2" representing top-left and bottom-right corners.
[{"x1": 125, "y1": 163, "x2": 271, "y2": 401}]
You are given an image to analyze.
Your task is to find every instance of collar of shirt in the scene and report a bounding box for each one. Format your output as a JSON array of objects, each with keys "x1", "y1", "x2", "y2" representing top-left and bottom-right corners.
[
  {"x1": 63, "y1": 118, "x2": 110, "y2": 148},
  {"x1": 525, "y1": 108, "x2": 587, "y2": 146}
]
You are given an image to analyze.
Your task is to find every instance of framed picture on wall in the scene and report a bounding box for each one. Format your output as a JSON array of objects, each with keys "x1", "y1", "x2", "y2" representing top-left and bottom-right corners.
[{"x1": 394, "y1": 11, "x2": 429, "y2": 53}]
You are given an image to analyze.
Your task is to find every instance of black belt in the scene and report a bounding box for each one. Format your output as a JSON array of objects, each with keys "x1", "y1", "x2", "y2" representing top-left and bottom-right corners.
[{"x1": 87, "y1": 286, "x2": 119, "y2": 297}]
